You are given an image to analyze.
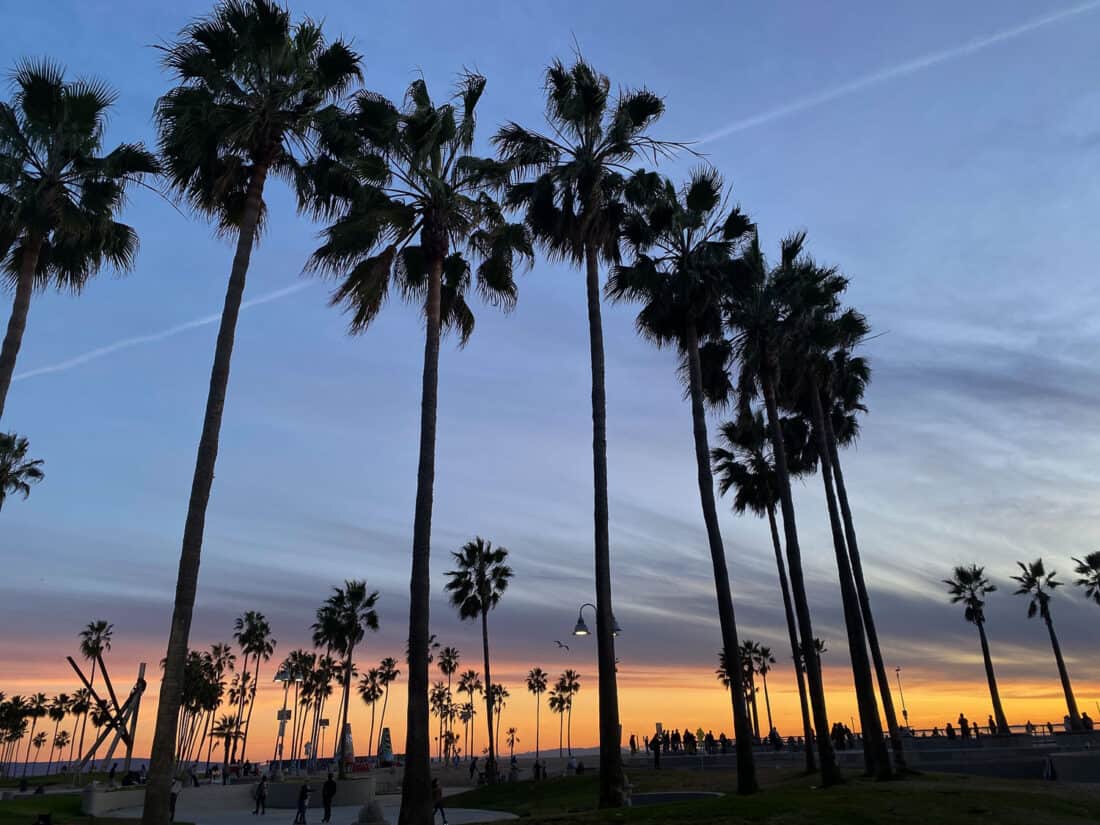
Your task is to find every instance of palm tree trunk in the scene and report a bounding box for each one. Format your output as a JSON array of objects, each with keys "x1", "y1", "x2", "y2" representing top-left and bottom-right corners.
[
  {"x1": 230, "y1": 656, "x2": 251, "y2": 765},
  {"x1": 975, "y1": 620, "x2": 1010, "y2": 734},
  {"x1": 397, "y1": 251, "x2": 443, "y2": 825},
  {"x1": 0, "y1": 235, "x2": 43, "y2": 420},
  {"x1": 761, "y1": 371, "x2": 841, "y2": 785},
  {"x1": 821, "y1": 406, "x2": 906, "y2": 769},
  {"x1": 1045, "y1": 615, "x2": 1082, "y2": 730},
  {"x1": 377, "y1": 686, "x2": 390, "y2": 759},
  {"x1": 240, "y1": 659, "x2": 262, "y2": 762},
  {"x1": 683, "y1": 324, "x2": 758, "y2": 793},
  {"x1": 467, "y1": 689, "x2": 475, "y2": 760},
  {"x1": 480, "y1": 610, "x2": 497, "y2": 782},
  {"x1": 808, "y1": 386, "x2": 891, "y2": 780},
  {"x1": 767, "y1": 505, "x2": 815, "y2": 771},
  {"x1": 762, "y1": 673, "x2": 773, "y2": 735},
  {"x1": 535, "y1": 696, "x2": 541, "y2": 765},
  {"x1": 46, "y1": 719, "x2": 60, "y2": 776},
  {"x1": 369, "y1": 704, "x2": 376, "y2": 762},
  {"x1": 77, "y1": 659, "x2": 98, "y2": 771},
  {"x1": 22, "y1": 717, "x2": 39, "y2": 777},
  {"x1": 583, "y1": 244, "x2": 626, "y2": 808},
  {"x1": 141, "y1": 163, "x2": 268, "y2": 825},
  {"x1": 337, "y1": 651, "x2": 353, "y2": 777},
  {"x1": 748, "y1": 675, "x2": 760, "y2": 740}
]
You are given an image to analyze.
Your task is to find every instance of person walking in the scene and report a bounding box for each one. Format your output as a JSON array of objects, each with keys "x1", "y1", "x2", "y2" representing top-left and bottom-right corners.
[
  {"x1": 293, "y1": 783, "x2": 311, "y2": 825},
  {"x1": 253, "y1": 776, "x2": 268, "y2": 815},
  {"x1": 958, "y1": 713, "x2": 970, "y2": 739},
  {"x1": 650, "y1": 731, "x2": 662, "y2": 770},
  {"x1": 321, "y1": 773, "x2": 337, "y2": 823},
  {"x1": 432, "y1": 779, "x2": 448, "y2": 824}
]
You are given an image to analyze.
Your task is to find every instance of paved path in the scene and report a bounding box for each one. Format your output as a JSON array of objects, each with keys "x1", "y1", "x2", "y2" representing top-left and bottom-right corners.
[{"x1": 115, "y1": 799, "x2": 514, "y2": 825}]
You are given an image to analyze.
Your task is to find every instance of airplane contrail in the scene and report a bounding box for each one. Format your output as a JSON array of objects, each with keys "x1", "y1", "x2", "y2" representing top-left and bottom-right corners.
[
  {"x1": 12, "y1": 281, "x2": 313, "y2": 382},
  {"x1": 695, "y1": 0, "x2": 1100, "y2": 145}
]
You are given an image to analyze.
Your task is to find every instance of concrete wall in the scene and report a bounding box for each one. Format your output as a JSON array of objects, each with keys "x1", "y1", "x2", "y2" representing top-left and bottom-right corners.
[{"x1": 264, "y1": 777, "x2": 375, "y2": 809}]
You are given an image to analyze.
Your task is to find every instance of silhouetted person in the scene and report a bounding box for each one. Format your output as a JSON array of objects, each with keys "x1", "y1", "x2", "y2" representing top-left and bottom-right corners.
[
  {"x1": 958, "y1": 714, "x2": 970, "y2": 739},
  {"x1": 651, "y1": 732, "x2": 662, "y2": 769},
  {"x1": 629, "y1": 734, "x2": 637, "y2": 755},
  {"x1": 1046, "y1": 721, "x2": 1054, "y2": 735},
  {"x1": 945, "y1": 723, "x2": 956, "y2": 740},
  {"x1": 321, "y1": 773, "x2": 336, "y2": 823},
  {"x1": 988, "y1": 714, "x2": 996, "y2": 736},
  {"x1": 576, "y1": 760, "x2": 586, "y2": 775},
  {"x1": 294, "y1": 783, "x2": 310, "y2": 825},
  {"x1": 253, "y1": 775, "x2": 267, "y2": 815},
  {"x1": 432, "y1": 779, "x2": 447, "y2": 824},
  {"x1": 1082, "y1": 712, "x2": 1094, "y2": 731},
  {"x1": 468, "y1": 756, "x2": 478, "y2": 781},
  {"x1": 169, "y1": 778, "x2": 182, "y2": 822}
]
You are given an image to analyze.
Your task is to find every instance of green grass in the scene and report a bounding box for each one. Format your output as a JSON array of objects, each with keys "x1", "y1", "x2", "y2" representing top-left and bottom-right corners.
[
  {"x1": 0, "y1": 791, "x2": 193, "y2": 825},
  {"x1": 445, "y1": 768, "x2": 1100, "y2": 824}
]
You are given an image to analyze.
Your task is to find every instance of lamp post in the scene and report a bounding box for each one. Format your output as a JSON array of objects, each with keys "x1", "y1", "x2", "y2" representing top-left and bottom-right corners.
[
  {"x1": 895, "y1": 667, "x2": 909, "y2": 731},
  {"x1": 288, "y1": 668, "x2": 305, "y2": 774},
  {"x1": 272, "y1": 668, "x2": 291, "y2": 771},
  {"x1": 572, "y1": 603, "x2": 621, "y2": 638}
]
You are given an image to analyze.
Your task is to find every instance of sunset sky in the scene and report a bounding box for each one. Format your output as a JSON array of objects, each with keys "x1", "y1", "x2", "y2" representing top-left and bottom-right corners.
[{"x1": 3, "y1": 0, "x2": 1100, "y2": 760}]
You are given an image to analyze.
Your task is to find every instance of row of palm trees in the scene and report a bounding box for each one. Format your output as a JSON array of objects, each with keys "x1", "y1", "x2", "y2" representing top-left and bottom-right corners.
[{"x1": 945, "y1": 555, "x2": 1100, "y2": 734}]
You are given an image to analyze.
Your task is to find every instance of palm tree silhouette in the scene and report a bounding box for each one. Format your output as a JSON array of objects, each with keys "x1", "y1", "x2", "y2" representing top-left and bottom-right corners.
[
  {"x1": 557, "y1": 670, "x2": 581, "y2": 757},
  {"x1": 144, "y1": 4, "x2": 360, "y2": 818},
  {"x1": 456, "y1": 670, "x2": 481, "y2": 760},
  {"x1": 490, "y1": 684, "x2": 509, "y2": 757},
  {"x1": 375, "y1": 657, "x2": 400, "y2": 758},
  {"x1": 607, "y1": 167, "x2": 758, "y2": 793},
  {"x1": 548, "y1": 688, "x2": 570, "y2": 760},
  {"x1": 1072, "y1": 552, "x2": 1100, "y2": 606},
  {"x1": 944, "y1": 565, "x2": 1010, "y2": 734},
  {"x1": 712, "y1": 408, "x2": 815, "y2": 771},
  {"x1": 446, "y1": 537, "x2": 513, "y2": 781},
  {"x1": 753, "y1": 645, "x2": 777, "y2": 736},
  {"x1": 495, "y1": 57, "x2": 679, "y2": 807},
  {"x1": 303, "y1": 74, "x2": 530, "y2": 823},
  {"x1": 21, "y1": 693, "x2": 46, "y2": 777},
  {"x1": 44, "y1": 694, "x2": 68, "y2": 776},
  {"x1": 429, "y1": 682, "x2": 449, "y2": 762},
  {"x1": 358, "y1": 668, "x2": 383, "y2": 761},
  {"x1": 437, "y1": 647, "x2": 460, "y2": 752},
  {"x1": 0, "y1": 433, "x2": 43, "y2": 511},
  {"x1": 526, "y1": 667, "x2": 548, "y2": 766},
  {"x1": 233, "y1": 611, "x2": 275, "y2": 763},
  {"x1": 0, "y1": 60, "x2": 157, "y2": 418},
  {"x1": 76, "y1": 620, "x2": 112, "y2": 770},
  {"x1": 1011, "y1": 559, "x2": 1082, "y2": 730}
]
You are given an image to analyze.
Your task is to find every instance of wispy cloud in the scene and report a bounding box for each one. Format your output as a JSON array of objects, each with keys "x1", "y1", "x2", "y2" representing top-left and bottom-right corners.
[
  {"x1": 695, "y1": 1, "x2": 1100, "y2": 145},
  {"x1": 13, "y1": 281, "x2": 313, "y2": 382}
]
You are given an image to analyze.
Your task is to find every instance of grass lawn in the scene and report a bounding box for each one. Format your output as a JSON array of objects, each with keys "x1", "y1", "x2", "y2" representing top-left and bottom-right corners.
[
  {"x1": 0, "y1": 791, "x2": 193, "y2": 825},
  {"x1": 445, "y1": 768, "x2": 1100, "y2": 824}
]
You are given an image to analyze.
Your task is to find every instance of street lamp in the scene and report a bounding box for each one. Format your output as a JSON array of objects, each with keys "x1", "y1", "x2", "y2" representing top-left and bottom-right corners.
[
  {"x1": 572, "y1": 603, "x2": 621, "y2": 637},
  {"x1": 895, "y1": 666, "x2": 909, "y2": 730},
  {"x1": 272, "y1": 667, "x2": 291, "y2": 771}
]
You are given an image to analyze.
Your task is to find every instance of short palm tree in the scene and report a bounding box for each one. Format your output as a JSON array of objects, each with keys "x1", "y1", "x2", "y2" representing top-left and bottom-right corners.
[
  {"x1": 312, "y1": 580, "x2": 379, "y2": 776},
  {"x1": 144, "y1": 4, "x2": 360, "y2": 819},
  {"x1": 0, "y1": 60, "x2": 157, "y2": 418},
  {"x1": 358, "y1": 668, "x2": 383, "y2": 760},
  {"x1": 210, "y1": 714, "x2": 241, "y2": 784},
  {"x1": 21, "y1": 693, "x2": 47, "y2": 777},
  {"x1": 526, "y1": 667, "x2": 548, "y2": 766},
  {"x1": 446, "y1": 537, "x2": 513, "y2": 781},
  {"x1": 437, "y1": 647, "x2": 460, "y2": 750},
  {"x1": 506, "y1": 727, "x2": 518, "y2": 759},
  {"x1": 721, "y1": 233, "x2": 841, "y2": 785},
  {"x1": 495, "y1": 57, "x2": 679, "y2": 807},
  {"x1": 1011, "y1": 559, "x2": 1081, "y2": 730},
  {"x1": 303, "y1": 73, "x2": 530, "y2": 824},
  {"x1": 944, "y1": 565, "x2": 1010, "y2": 734},
  {"x1": 1072, "y1": 552, "x2": 1100, "y2": 606},
  {"x1": 375, "y1": 657, "x2": 400, "y2": 757},
  {"x1": 607, "y1": 167, "x2": 757, "y2": 793},
  {"x1": 429, "y1": 682, "x2": 450, "y2": 761},
  {"x1": 557, "y1": 669, "x2": 581, "y2": 757},
  {"x1": 0, "y1": 432, "x2": 43, "y2": 511},
  {"x1": 548, "y1": 688, "x2": 569, "y2": 759},
  {"x1": 52, "y1": 730, "x2": 69, "y2": 771},
  {"x1": 753, "y1": 645, "x2": 776, "y2": 736},
  {"x1": 456, "y1": 670, "x2": 481, "y2": 759},
  {"x1": 44, "y1": 694, "x2": 68, "y2": 776},
  {"x1": 712, "y1": 408, "x2": 815, "y2": 770}
]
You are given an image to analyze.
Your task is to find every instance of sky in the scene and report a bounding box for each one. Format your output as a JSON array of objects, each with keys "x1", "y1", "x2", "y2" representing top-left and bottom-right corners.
[{"x1": 3, "y1": 0, "x2": 1100, "y2": 761}]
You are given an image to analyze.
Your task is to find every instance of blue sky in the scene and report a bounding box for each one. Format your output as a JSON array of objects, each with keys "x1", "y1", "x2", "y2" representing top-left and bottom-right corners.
[{"x1": 3, "y1": 0, "x2": 1100, "y2": 738}]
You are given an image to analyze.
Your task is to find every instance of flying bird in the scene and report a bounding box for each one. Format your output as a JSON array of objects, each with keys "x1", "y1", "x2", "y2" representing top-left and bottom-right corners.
[{"x1": 553, "y1": 641, "x2": 569, "y2": 651}]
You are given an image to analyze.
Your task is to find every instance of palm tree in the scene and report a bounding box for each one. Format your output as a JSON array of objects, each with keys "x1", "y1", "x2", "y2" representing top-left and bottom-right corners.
[
  {"x1": 44, "y1": 694, "x2": 68, "y2": 776},
  {"x1": 557, "y1": 670, "x2": 581, "y2": 757},
  {"x1": 303, "y1": 74, "x2": 530, "y2": 825},
  {"x1": 506, "y1": 727, "x2": 518, "y2": 759},
  {"x1": 358, "y1": 669, "x2": 383, "y2": 761},
  {"x1": 21, "y1": 693, "x2": 47, "y2": 776},
  {"x1": 1011, "y1": 559, "x2": 1082, "y2": 730},
  {"x1": 0, "y1": 432, "x2": 43, "y2": 511},
  {"x1": 76, "y1": 620, "x2": 112, "y2": 770},
  {"x1": 526, "y1": 668, "x2": 548, "y2": 766},
  {"x1": 456, "y1": 670, "x2": 481, "y2": 760},
  {"x1": 66, "y1": 690, "x2": 89, "y2": 767},
  {"x1": 375, "y1": 657, "x2": 400, "y2": 757},
  {"x1": 738, "y1": 641, "x2": 760, "y2": 740},
  {"x1": 495, "y1": 57, "x2": 679, "y2": 807},
  {"x1": 210, "y1": 714, "x2": 241, "y2": 785},
  {"x1": 1072, "y1": 552, "x2": 1100, "y2": 605},
  {"x1": 232, "y1": 611, "x2": 275, "y2": 763},
  {"x1": 548, "y1": 688, "x2": 569, "y2": 760},
  {"x1": 712, "y1": 409, "x2": 815, "y2": 771},
  {"x1": 438, "y1": 647, "x2": 460, "y2": 750},
  {"x1": 144, "y1": 5, "x2": 360, "y2": 819},
  {"x1": 720, "y1": 233, "x2": 841, "y2": 785},
  {"x1": 312, "y1": 580, "x2": 379, "y2": 777},
  {"x1": 490, "y1": 684, "x2": 509, "y2": 757},
  {"x1": 429, "y1": 682, "x2": 450, "y2": 762},
  {"x1": 0, "y1": 60, "x2": 158, "y2": 418},
  {"x1": 752, "y1": 645, "x2": 776, "y2": 736},
  {"x1": 445, "y1": 537, "x2": 513, "y2": 781},
  {"x1": 944, "y1": 565, "x2": 1010, "y2": 734},
  {"x1": 607, "y1": 167, "x2": 758, "y2": 792},
  {"x1": 52, "y1": 731, "x2": 69, "y2": 773}
]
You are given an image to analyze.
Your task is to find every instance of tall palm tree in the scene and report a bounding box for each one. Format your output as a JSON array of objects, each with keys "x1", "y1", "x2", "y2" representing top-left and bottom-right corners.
[
  {"x1": 753, "y1": 645, "x2": 776, "y2": 736},
  {"x1": 237, "y1": 612, "x2": 275, "y2": 762},
  {"x1": 210, "y1": 714, "x2": 240, "y2": 785},
  {"x1": 0, "y1": 60, "x2": 157, "y2": 418},
  {"x1": 506, "y1": 727, "x2": 518, "y2": 759},
  {"x1": 446, "y1": 537, "x2": 513, "y2": 781},
  {"x1": 429, "y1": 682, "x2": 449, "y2": 762},
  {"x1": 375, "y1": 657, "x2": 400, "y2": 757},
  {"x1": 548, "y1": 688, "x2": 569, "y2": 760},
  {"x1": 721, "y1": 234, "x2": 841, "y2": 785},
  {"x1": 66, "y1": 690, "x2": 89, "y2": 767},
  {"x1": 944, "y1": 565, "x2": 1009, "y2": 734},
  {"x1": 526, "y1": 667, "x2": 548, "y2": 765},
  {"x1": 145, "y1": 5, "x2": 360, "y2": 820},
  {"x1": 311, "y1": 580, "x2": 379, "y2": 777},
  {"x1": 21, "y1": 693, "x2": 46, "y2": 776},
  {"x1": 1072, "y1": 552, "x2": 1100, "y2": 606},
  {"x1": 76, "y1": 620, "x2": 112, "y2": 770},
  {"x1": 738, "y1": 640, "x2": 760, "y2": 740},
  {"x1": 52, "y1": 731, "x2": 69, "y2": 773},
  {"x1": 358, "y1": 669, "x2": 383, "y2": 761},
  {"x1": 44, "y1": 694, "x2": 68, "y2": 776},
  {"x1": 557, "y1": 670, "x2": 581, "y2": 757},
  {"x1": 303, "y1": 74, "x2": 530, "y2": 825},
  {"x1": 456, "y1": 670, "x2": 481, "y2": 759},
  {"x1": 607, "y1": 167, "x2": 758, "y2": 792},
  {"x1": 438, "y1": 647, "x2": 460, "y2": 749},
  {"x1": 490, "y1": 684, "x2": 509, "y2": 757},
  {"x1": 0, "y1": 432, "x2": 43, "y2": 511},
  {"x1": 1011, "y1": 559, "x2": 1082, "y2": 730},
  {"x1": 495, "y1": 58, "x2": 679, "y2": 807},
  {"x1": 712, "y1": 408, "x2": 815, "y2": 771}
]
